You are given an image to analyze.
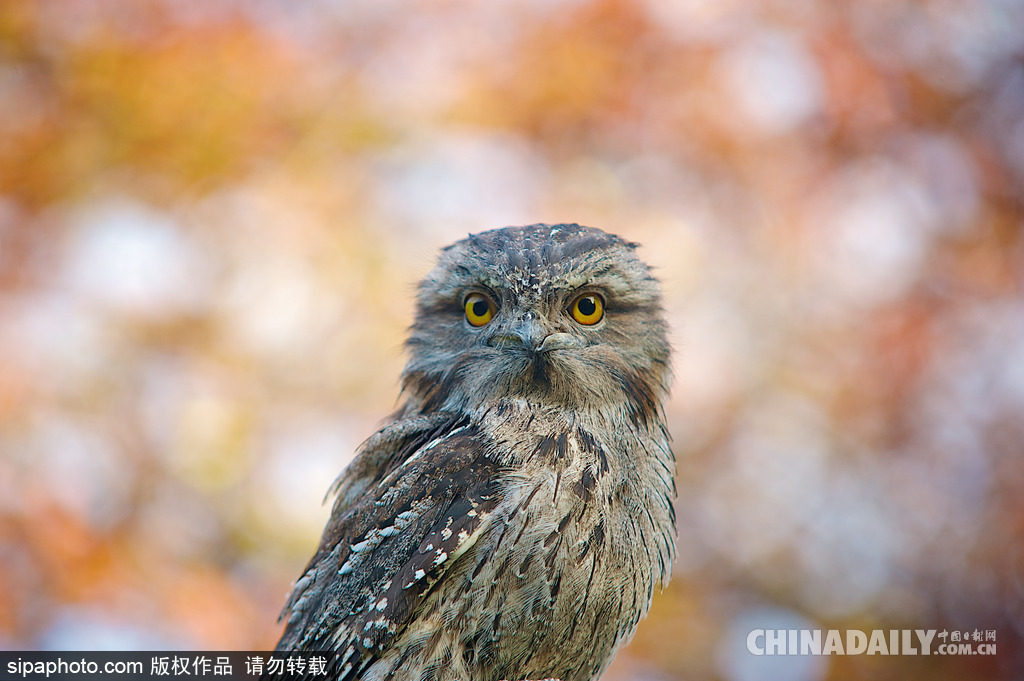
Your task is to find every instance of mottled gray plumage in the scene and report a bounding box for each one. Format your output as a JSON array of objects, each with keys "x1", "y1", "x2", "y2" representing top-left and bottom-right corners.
[{"x1": 276, "y1": 224, "x2": 676, "y2": 681}]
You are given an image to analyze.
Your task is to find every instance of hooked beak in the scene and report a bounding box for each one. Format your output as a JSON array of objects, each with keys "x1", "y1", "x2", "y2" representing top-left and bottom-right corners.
[{"x1": 487, "y1": 318, "x2": 580, "y2": 352}]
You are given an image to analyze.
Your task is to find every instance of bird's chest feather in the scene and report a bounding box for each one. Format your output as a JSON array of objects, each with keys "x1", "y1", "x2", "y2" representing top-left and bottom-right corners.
[{"x1": 420, "y1": 411, "x2": 673, "y2": 681}]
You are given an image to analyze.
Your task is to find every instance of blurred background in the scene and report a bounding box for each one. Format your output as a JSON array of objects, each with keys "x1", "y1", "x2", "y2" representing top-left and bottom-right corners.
[{"x1": 1, "y1": 0, "x2": 1022, "y2": 679}]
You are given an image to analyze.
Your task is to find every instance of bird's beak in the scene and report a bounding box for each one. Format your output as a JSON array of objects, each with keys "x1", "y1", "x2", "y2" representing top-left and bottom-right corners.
[
  {"x1": 488, "y1": 319, "x2": 580, "y2": 353},
  {"x1": 487, "y1": 317, "x2": 547, "y2": 351},
  {"x1": 537, "y1": 333, "x2": 579, "y2": 352}
]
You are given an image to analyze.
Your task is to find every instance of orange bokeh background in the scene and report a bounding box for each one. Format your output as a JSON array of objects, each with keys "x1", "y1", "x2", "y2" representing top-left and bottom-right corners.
[{"x1": 1, "y1": 1, "x2": 1022, "y2": 679}]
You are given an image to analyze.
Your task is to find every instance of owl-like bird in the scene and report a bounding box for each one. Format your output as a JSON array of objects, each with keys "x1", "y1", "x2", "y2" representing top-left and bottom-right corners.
[{"x1": 276, "y1": 224, "x2": 675, "y2": 681}]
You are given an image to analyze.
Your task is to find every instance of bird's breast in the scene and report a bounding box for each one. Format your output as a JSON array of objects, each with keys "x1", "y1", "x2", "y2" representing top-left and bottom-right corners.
[{"x1": 415, "y1": 417, "x2": 671, "y2": 681}]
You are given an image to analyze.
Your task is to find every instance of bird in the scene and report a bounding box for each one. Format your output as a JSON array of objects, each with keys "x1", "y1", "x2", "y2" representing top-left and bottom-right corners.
[{"x1": 275, "y1": 223, "x2": 676, "y2": 681}]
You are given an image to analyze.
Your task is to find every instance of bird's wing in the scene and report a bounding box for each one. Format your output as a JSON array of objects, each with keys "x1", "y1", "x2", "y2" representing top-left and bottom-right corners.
[{"x1": 275, "y1": 420, "x2": 502, "y2": 679}]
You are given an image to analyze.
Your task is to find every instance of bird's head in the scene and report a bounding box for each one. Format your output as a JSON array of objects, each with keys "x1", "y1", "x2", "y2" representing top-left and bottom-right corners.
[{"x1": 401, "y1": 224, "x2": 671, "y2": 428}]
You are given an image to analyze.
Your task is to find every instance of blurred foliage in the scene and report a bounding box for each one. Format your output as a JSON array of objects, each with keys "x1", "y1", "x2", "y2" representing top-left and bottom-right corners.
[{"x1": 1, "y1": 0, "x2": 1022, "y2": 679}]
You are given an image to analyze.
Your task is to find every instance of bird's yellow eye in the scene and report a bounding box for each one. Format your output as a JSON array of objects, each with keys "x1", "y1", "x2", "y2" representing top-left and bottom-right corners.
[
  {"x1": 464, "y1": 293, "x2": 495, "y2": 327},
  {"x1": 570, "y1": 293, "x2": 604, "y2": 325}
]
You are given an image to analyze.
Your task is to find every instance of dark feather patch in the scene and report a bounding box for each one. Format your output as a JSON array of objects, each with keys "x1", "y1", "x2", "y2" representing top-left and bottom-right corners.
[
  {"x1": 276, "y1": 425, "x2": 503, "y2": 671},
  {"x1": 577, "y1": 520, "x2": 606, "y2": 562},
  {"x1": 576, "y1": 427, "x2": 609, "y2": 473},
  {"x1": 530, "y1": 431, "x2": 570, "y2": 465},
  {"x1": 355, "y1": 483, "x2": 501, "y2": 654},
  {"x1": 572, "y1": 466, "x2": 598, "y2": 503},
  {"x1": 612, "y1": 366, "x2": 661, "y2": 429}
]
